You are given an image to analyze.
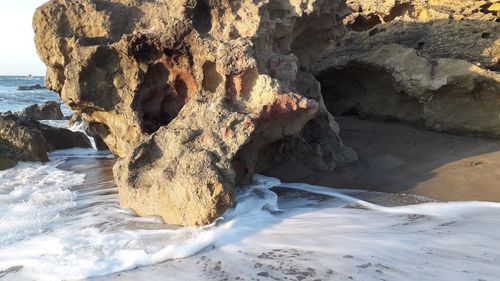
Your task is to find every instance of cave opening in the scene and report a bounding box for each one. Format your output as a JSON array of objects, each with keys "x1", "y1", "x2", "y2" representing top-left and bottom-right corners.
[
  {"x1": 317, "y1": 64, "x2": 424, "y2": 124},
  {"x1": 314, "y1": 62, "x2": 500, "y2": 203}
]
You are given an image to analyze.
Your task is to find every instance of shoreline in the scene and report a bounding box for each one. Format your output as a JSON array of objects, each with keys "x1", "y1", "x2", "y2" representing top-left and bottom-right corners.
[
  {"x1": 266, "y1": 116, "x2": 500, "y2": 202},
  {"x1": 2, "y1": 135, "x2": 499, "y2": 281},
  {"x1": 63, "y1": 116, "x2": 500, "y2": 207}
]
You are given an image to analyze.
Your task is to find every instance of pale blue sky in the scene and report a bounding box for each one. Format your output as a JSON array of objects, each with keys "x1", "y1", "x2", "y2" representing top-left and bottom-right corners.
[{"x1": 0, "y1": 0, "x2": 48, "y2": 76}]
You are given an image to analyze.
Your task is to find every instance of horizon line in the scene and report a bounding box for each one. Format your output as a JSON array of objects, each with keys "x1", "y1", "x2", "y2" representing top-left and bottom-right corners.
[{"x1": 0, "y1": 74, "x2": 45, "y2": 77}]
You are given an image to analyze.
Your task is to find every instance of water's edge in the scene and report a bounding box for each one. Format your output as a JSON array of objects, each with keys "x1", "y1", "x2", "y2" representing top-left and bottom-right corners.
[{"x1": 1, "y1": 151, "x2": 499, "y2": 281}]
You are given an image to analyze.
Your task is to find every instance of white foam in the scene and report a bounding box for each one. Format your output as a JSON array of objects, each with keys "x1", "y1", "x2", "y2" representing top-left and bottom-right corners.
[
  {"x1": 0, "y1": 161, "x2": 84, "y2": 244},
  {"x1": 40, "y1": 119, "x2": 103, "y2": 151},
  {"x1": 1, "y1": 169, "x2": 500, "y2": 280},
  {"x1": 39, "y1": 119, "x2": 68, "y2": 129}
]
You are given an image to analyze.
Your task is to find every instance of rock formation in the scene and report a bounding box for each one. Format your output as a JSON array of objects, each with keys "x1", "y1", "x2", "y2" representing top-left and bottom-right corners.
[
  {"x1": 18, "y1": 101, "x2": 64, "y2": 120},
  {"x1": 34, "y1": 0, "x2": 498, "y2": 226},
  {"x1": 17, "y1": 84, "x2": 45, "y2": 91},
  {"x1": 33, "y1": 0, "x2": 357, "y2": 225},
  {"x1": 34, "y1": 122, "x2": 93, "y2": 151},
  {"x1": 315, "y1": 0, "x2": 500, "y2": 136},
  {"x1": 0, "y1": 115, "x2": 49, "y2": 170},
  {"x1": 0, "y1": 114, "x2": 92, "y2": 170}
]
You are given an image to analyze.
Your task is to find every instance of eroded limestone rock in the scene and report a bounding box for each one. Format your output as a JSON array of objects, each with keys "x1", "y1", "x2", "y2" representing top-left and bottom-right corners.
[
  {"x1": 315, "y1": 0, "x2": 500, "y2": 136},
  {"x1": 34, "y1": 0, "x2": 356, "y2": 225},
  {"x1": 0, "y1": 115, "x2": 49, "y2": 169},
  {"x1": 0, "y1": 114, "x2": 91, "y2": 170},
  {"x1": 18, "y1": 101, "x2": 64, "y2": 120}
]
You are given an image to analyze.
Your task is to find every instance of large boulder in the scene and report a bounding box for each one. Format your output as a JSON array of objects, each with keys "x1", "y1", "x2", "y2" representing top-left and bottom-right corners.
[
  {"x1": 18, "y1": 101, "x2": 64, "y2": 120},
  {"x1": 33, "y1": 0, "x2": 357, "y2": 225},
  {"x1": 0, "y1": 115, "x2": 49, "y2": 170},
  {"x1": 315, "y1": 0, "x2": 500, "y2": 137},
  {"x1": 34, "y1": 122, "x2": 93, "y2": 151},
  {"x1": 0, "y1": 114, "x2": 93, "y2": 170}
]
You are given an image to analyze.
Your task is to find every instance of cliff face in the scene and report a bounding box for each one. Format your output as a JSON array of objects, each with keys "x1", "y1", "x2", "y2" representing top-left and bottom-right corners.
[
  {"x1": 33, "y1": 0, "x2": 356, "y2": 225},
  {"x1": 316, "y1": 0, "x2": 500, "y2": 136}
]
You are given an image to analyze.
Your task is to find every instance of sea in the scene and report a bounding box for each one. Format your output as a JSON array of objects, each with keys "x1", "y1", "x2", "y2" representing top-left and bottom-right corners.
[
  {"x1": 0, "y1": 76, "x2": 499, "y2": 281},
  {"x1": 0, "y1": 76, "x2": 71, "y2": 116}
]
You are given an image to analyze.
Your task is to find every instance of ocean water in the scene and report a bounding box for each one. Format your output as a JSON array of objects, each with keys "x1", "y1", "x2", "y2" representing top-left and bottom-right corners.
[
  {"x1": 0, "y1": 77, "x2": 500, "y2": 280},
  {"x1": 0, "y1": 75, "x2": 71, "y2": 115}
]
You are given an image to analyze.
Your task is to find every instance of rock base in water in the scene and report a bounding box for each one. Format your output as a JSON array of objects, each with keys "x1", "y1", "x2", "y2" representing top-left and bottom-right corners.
[
  {"x1": 17, "y1": 84, "x2": 45, "y2": 91},
  {"x1": 17, "y1": 101, "x2": 64, "y2": 120},
  {"x1": 0, "y1": 114, "x2": 92, "y2": 170},
  {"x1": 0, "y1": 115, "x2": 49, "y2": 169},
  {"x1": 34, "y1": 0, "x2": 357, "y2": 225},
  {"x1": 32, "y1": 0, "x2": 500, "y2": 225}
]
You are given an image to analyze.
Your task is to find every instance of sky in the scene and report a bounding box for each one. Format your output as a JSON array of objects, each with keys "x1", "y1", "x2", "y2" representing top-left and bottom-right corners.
[{"x1": 0, "y1": 0, "x2": 49, "y2": 76}]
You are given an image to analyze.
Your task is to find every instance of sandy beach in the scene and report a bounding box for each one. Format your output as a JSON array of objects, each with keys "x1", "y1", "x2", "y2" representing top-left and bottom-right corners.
[
  {"x1": 73, "y1": 117, "x2": 500, "y2": 281},
  {"x1": 1, "y1": 0, "x2": 499, "y2": 279},
  {"x1": 62, "y1": 115, "x2": 500, "y2": 206},
  {"x1": 266, "y1": 116, "x2": 500, "y2": 202},
  {"x1": 3, "y1": 118, "x2": 500, "y2": 281}
]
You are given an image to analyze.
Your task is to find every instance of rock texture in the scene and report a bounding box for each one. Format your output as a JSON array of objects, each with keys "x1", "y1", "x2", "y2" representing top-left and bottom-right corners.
[
  {"x1": 315, "y1": 0, "x2": 500, "y2": 136},
  {"x1": 18, "y1": 101, "x2": 64, "y2": 120},
  {"x1": 35, "y1": 122, "x2": 92, "y2": 151},
  {"x1": 33, "y1": 0, "x2": 357, "y2": 225},
  {"x1": 0, "y1": 115, "x2": 49, "y2": 170},
  {"x1": 0, "y1": 114, "x2": 92, "y2": 170}
]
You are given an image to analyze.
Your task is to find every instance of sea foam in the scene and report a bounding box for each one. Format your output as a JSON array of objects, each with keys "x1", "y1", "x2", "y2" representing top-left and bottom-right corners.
[{"x1": 0, "y1": 159, "x2": 499, "y2": 281}]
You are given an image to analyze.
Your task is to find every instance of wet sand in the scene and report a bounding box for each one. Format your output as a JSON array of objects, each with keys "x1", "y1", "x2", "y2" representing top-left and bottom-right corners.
[
  {"x1": 266, "y1": 116, "x2": 500, "y2": 202},
  {"x1": 54, "y1": 119, "x2": 500, "y2": 281},
  {"x1": 64, "y1": 115, "x2": 500, "y2": 207},
  {"x1": 59, "y1": 157, "x2": 115, "y2": 185}
]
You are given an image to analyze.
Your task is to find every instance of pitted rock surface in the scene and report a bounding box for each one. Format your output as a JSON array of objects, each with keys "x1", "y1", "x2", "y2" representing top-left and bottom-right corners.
[{"x1": 34, "y1": 0, "x2": 357, "y2": 225}]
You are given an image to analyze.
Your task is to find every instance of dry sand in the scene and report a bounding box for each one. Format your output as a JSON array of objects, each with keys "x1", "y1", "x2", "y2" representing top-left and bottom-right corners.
[{"x1": 266, "y1": 116, "x2": 500, "y2": 202}]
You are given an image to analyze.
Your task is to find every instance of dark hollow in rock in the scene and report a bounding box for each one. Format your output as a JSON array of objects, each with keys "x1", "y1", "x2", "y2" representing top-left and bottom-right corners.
[
  {"x1": 192, "y1": 0, "x2": 212, "y2": 35},
  {"x1": 349, "y1": 14, "x2": 382, "y2": 32}
]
